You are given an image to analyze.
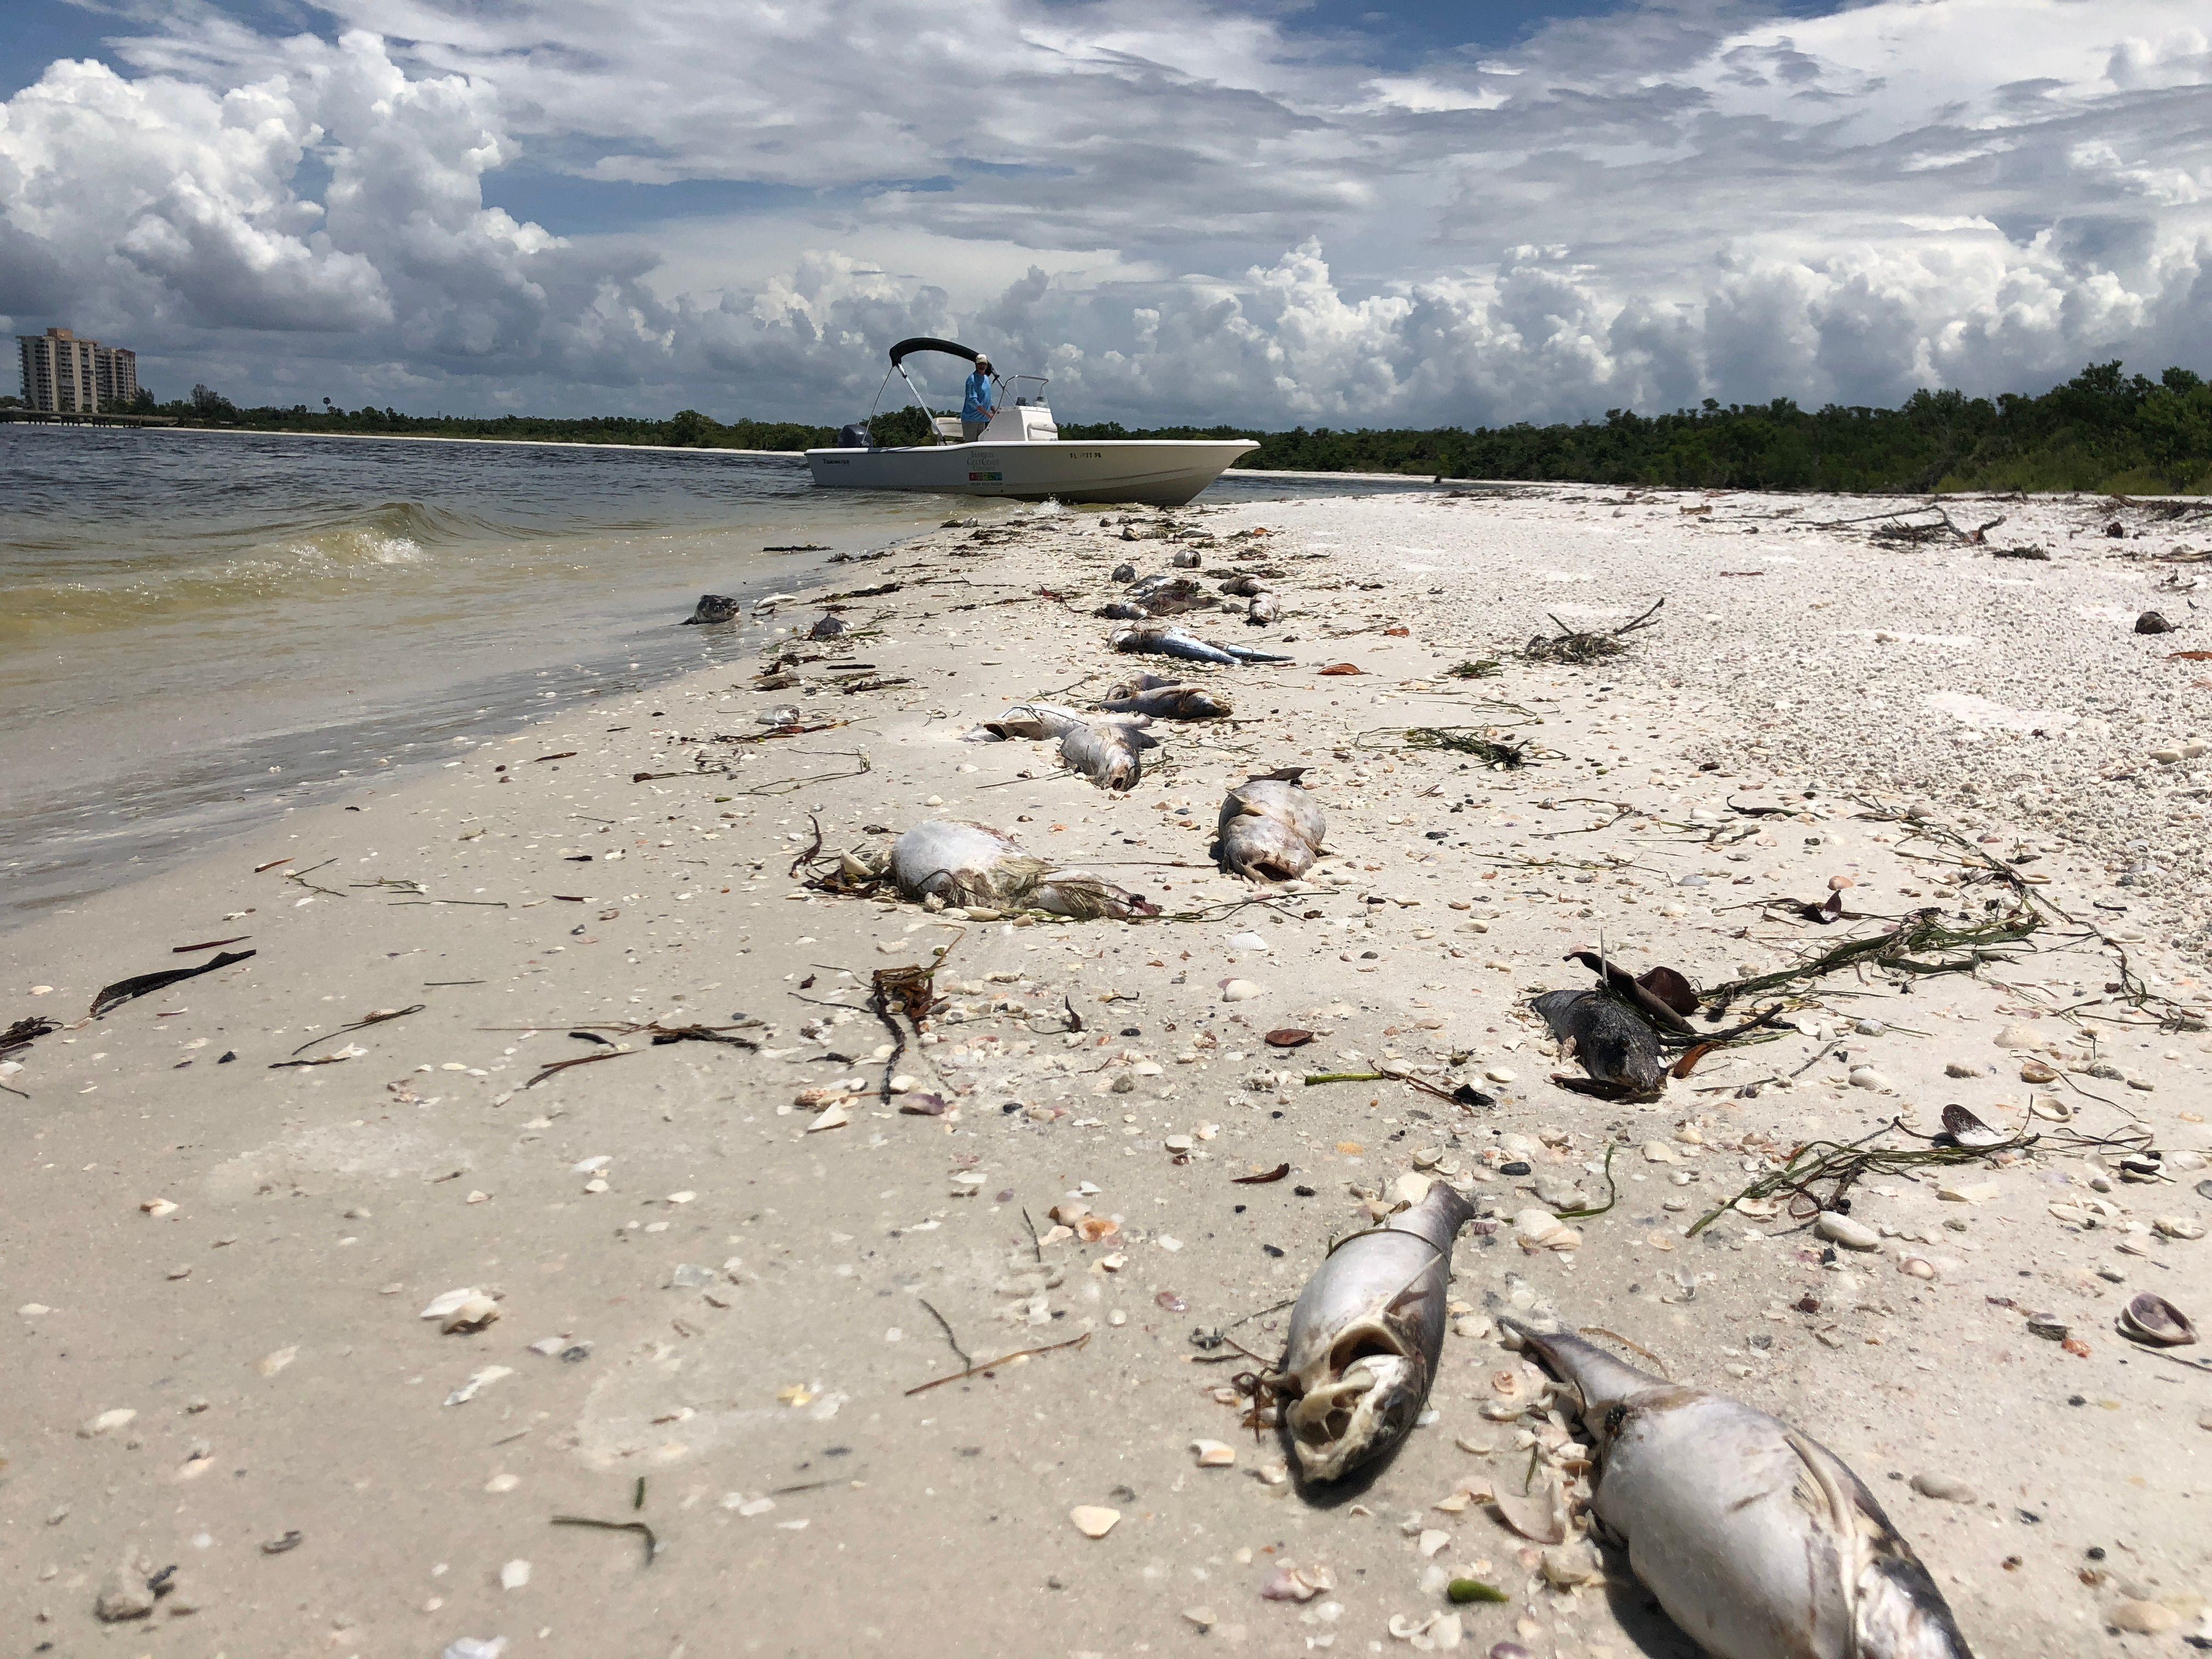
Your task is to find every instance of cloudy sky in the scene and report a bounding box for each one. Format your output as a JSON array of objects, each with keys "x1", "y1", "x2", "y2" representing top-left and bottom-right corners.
[{"x1": 3, "y1": 0, "x2": 2208, "y2": 427}]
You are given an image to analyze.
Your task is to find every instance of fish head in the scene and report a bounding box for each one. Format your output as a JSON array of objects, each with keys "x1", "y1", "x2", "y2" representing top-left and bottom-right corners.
[{"x1": 1284, "y1": 1316, "x2": 1431, "y2": 1482}]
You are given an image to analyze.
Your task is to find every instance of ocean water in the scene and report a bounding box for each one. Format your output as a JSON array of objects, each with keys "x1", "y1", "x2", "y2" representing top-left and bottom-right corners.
[{"x1": 0, "y1": 426, "x2": 1425, "y2": 919}]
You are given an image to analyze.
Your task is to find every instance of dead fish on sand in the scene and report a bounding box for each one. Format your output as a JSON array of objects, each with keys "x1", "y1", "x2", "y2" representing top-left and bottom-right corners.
[
  {"x1": 1111, "y1": 623, "x2": 1290, "y2": 667},
  {"x1": 1110, "y1": 562, "x2": 1137, "y2": 583},
  {"x1": 1059, "y1": 719, "x2": 1156, "y2": 791},
  {"x1": 1218, "y1": 771, "x2": 1325, "y2": 880},
  {"x1": 808, "y1": 613, "x2": 847, "y2": 639},
  {"x1": 1247, "y1": 592, "x2": 1280, "y2": 625},
  {"x1": 1502, "y1": 1318, "x2": 1976, "y2": 1659},
  {"x1": 1273, "y1": 1181, "x2": 1477, "y2": 1481},
  {"x1": 883, "y1": 821, "x2": 1156, "y2": 919},
  {"x1": 1123, "y1": 574, "x2": 1215, "y2": 615},
  {"x1": 1099, "y1": 678, "x2": 1230, "y2": 720},
  {"x1": 1529, "y1": 988, "x2": 1665, "y2": 1098},
  {"x1": 1097, "y1": 600, "x2": 1150, "y2": 620}
]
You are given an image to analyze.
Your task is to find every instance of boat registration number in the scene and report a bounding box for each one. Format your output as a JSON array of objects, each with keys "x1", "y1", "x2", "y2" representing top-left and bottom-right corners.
[{"x1": 967, "y1": 471, "x2": 1003, "y2": 483}]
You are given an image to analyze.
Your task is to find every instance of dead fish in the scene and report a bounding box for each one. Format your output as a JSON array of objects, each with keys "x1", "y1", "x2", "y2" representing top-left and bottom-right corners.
[
  {"x1": 885, "y1": 821, "x2": 1153, "y2": 918},
  {"x1": 1098, "y1": 684, "x2": 1230, "y2": 720},
  {"x1": 1111, "y1": 624, "x2": 1291, "y2": 666},
  {"x1": 1247, "y1": 592, "x2": 1279, "y2": 625},
  {"x1": 1530, "y1": 988, "x2": 1665, "y2": 1097},
  {"x1": 1218, "y1": 573, "x2": 1264, "y2": 597},
  {"x1": 1059, "y1": 720, "x2": 1153, "y2": 791},
  {"x1": 1502, "y1": 1319, "x2": 1976, "y2": 1659},
  {"x1": 1275, "y1": 1181, "x2": 1476, "y2": 1482},
  {"x1": 1097, "y1": 601, "x2": 1150, "y2": 620},
  {"x1": 808, "y1": 613, "x2": 847, "y2": 639},
  {"x1": 1171, "y1": 548, "x2": 1202, "y2": 568},
  {"x1": 1218, "y1": 775, "x2": 1325, "y2": 881},
  {"x1": 1111, "y1": 562, "x2": 1137, "y2": 583},
  {"x1": 681, "y1": 593, "x2": 739, "y2": 625}
]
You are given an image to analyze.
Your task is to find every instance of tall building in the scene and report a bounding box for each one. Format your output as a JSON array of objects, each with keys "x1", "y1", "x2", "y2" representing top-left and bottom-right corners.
[{"x1": 18, "y1": 328, "x2": 138, "y2": 413}]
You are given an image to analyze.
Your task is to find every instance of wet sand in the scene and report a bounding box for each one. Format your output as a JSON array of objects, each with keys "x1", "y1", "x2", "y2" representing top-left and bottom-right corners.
[{"x1": 4, "y1": 486, "x2": 2208, "y2": 1656}]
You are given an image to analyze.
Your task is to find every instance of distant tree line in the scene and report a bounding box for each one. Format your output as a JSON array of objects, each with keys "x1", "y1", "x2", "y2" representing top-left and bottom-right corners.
[{"x1": 132, "y1": 361, "x2": 2210, "y2": 494}]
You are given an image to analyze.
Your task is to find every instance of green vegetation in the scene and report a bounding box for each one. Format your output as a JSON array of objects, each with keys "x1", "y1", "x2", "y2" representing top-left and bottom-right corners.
[
  {"x1": 1063, "y1": 362, "x2": 2212, "y2": 494},
  {"x1": 135, "y1": 360, "x2": 2211, "y2": 494}
]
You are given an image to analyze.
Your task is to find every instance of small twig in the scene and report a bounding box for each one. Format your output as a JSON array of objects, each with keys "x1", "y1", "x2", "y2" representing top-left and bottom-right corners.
[
  {"x1": 1022, "y1": 1207, "x2": 1044, "y2": 1263},
  {"x1": 549, "y1": 1515, "x2": 657, "y2": 1565},
  {"x1": 918, "y1": 1299, "x2": 971, "y2": 1370},
  {"x1": 289, "y1": 1003, "x2": 425, "y2": 1057},
  {"x1": 903, "y1": 1330, "x2": 1093, "y2": 1395}
]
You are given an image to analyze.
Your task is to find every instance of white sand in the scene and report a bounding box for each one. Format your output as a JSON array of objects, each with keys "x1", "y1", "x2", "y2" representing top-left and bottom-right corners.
[{"x1": 3, "y1": 485, "x2": 2207, "y2": 1656}]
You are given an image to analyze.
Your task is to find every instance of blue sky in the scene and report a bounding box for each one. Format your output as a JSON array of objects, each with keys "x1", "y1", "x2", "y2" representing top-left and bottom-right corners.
[{"x1": 3, "y1": 1, "x2": 2208, "y2": 424}]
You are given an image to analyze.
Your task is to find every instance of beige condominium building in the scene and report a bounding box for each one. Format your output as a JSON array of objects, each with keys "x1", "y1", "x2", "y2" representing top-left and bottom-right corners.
[{"x1": 17, "y1": 327, "x2": 139, "y2": 413}]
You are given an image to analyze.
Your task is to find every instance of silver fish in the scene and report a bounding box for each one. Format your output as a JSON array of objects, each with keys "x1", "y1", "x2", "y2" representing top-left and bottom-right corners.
[
  {"x1": 1218, "y1": 774, "x2": 1325, "y2": 872},
  {"x1": 1502, "y1": 1320, "x2": 1976, "y2": 1659},
  {"x1": 1059, "y1": 720, "x2": 1152, "y2": 791},
  {"x1": 1246, "y1": 592, "x2": 1280, "y2": 625},
  {"x1": 1171, "y1": 548, "x2": 1202, "y2": 568},
  {"x1": 1110, "y1": 624, "x2": 1291, "y2": 665},
  {"x1": 1276, "y1": 1181, "x2": 1476, "y2": 1482},
  {"x1": 1218, "y1": 573, "x2": 1264, "y2": 597},
  {"x1": 1097, "y1": 684, "x2": 1230, "y2": 720},
  {"x1": 1097, "y1": 600, "x2": 1150, "y2": 620},
  {"x1": 1529, "y1": 988, "x2": 1665, "y2": 1096}
]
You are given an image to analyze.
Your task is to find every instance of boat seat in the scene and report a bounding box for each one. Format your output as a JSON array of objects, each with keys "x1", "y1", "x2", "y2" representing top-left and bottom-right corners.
[{"x1": 932, "y1": 416, "x2": 966, "y2": 442}]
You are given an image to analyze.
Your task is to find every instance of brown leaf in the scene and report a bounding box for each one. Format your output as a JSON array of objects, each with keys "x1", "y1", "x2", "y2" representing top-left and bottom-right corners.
[
  {"x1": 1317, "y1": 663, "x2": 1364, "y2": 676},
  {"x1": 1232, "y1": 1163, "x2": 1292, "y2": 1185},
  {"x1": 1635, "y1": 966, "x2": 1700, "y2": 1016},
  {"x1": 1265, "y1": 1028, "x2": 1314, "y2": 1048},
  {"x1": 2166, "y1": 650, "x2": 2212, "y2": 661},
  {"x1": 1670, "y1": 1043, "x2": 1714, "y2": 1080},
  {"x1": 1383, "y1": 626, "x2": 1410, "y2": 637}
]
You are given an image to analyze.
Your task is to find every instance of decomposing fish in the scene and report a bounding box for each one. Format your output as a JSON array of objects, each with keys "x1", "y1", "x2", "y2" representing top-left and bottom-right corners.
[
  {"x1": 1111, "y1": 624, "x2": 1290, "y2": 666},
  {"x1": 808, "y1": 613, "x2": 847, "y2": 639},
  {"x1": 1502, "y1": 1319, "x2": 1977, "y2": 1659},
  {"x1": 1110, "y1": 562, "x2": 1137, "y2": 583},
  {"x1": 1565, "y1": 950, "x2": 1698, "y2": 1035},
  {"x1": 882, "y1": 821, "x2": 1156, "y2": 919},
  {"x1": 1274, "y1": 1181, "x2": 1476, "y2": 1482},
  {"x1": 1122, "y1": 574, "x2": 1215, "y2": 615},
  {"x1": 1171, "y1": 548, "x2": 1202, "y2": 568},
  {"x1": 1247, "y1": 592, "x2": 1280, "y2": 625},
  {"x1": 1059, "y1": 719, "x2": 1155, "y2": 791},
  {"x1": 1217, "y1": 772, "x2": 1325, "y2": 880},
  {"x1": 682, "y1": 593, "x2": 739, "y2": 625},
  {"x1": 976, "y1": 701, "x2": 1092, "y2": 740},
  {"x1": 1218, "y1": 573, "x2": 1264, "y2": 597},
  {"x1": 1530, "y1": 988, "x2": 1665, "y2": 1097},
  {"x1": 1097, "y1": 601, "x2": 1150, "y2": 620},
  {"x1": 1098, "y1": 681, "x2": 1230, "y2": 720}
]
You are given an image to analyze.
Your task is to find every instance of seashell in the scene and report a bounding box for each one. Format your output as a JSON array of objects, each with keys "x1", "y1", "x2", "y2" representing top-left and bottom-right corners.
[
  {"x1": 1909, "y1": 1472, "x2": 1977, "y2": 1503},
  {"x1": 2154, "y1": 1216, "x2": 2207, "y2": 1240},
  {"x1": 1939, "y1": 1103, "x2": 2009, "y2": 1148},
  {"x1": 1220, "y1": 978, "x2": 1263, "y2": 1002},
  {"x1": 1191, "y1": 1438, "x2": 1237, "y2": 1467},
  {"x1": 2109, "y1": 1601, "x2": 2181, "y2": 1634},
  {"x1": 2117, "y1": 1292, "x2": 2197, "y2": 1347},
  {"x1": 1540, "y1": 1541, "x2": 1603, "y2": 1588},
  {"x1": 1815, "y1": 1211, "x2": 1879, "y2": 1250},
  {"x1": 1068, "y1": 1504, "x2": 1121, "y2": 1538},
  {"x1": 1992, "y1": 1023, "x2": 2040, "y2": 1050},
  {"x1": 1899, "y1": 1256, "x2": 1938, "y2": 1280},
  {"x1": 1491, "y1": 1479, "x2": 1567, "y2": 1544},
  {"x1": 2018, "y1": 1059, "x2": 2059, "y2": 1084},
  {"x1": 1260, "y1": 1562, "x2": 1331, "y2": 1601},
  {"x1": 2117, "y1": 1151, "x2": 2163, "y2": 1182},
  {"x1": 2024, "y1": 1312, "x2": 2068, "y2": 1340},
  {"x1": 442, "y1": 1295, "x2": 501, "y2": 1334},
  {"x1": 1846, "y1": 1065, "x2": 1892, "y2": 1092}
]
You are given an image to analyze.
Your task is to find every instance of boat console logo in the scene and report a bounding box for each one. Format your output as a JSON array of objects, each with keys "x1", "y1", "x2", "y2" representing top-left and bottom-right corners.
[{"x1": 967, "y1": 470, "x2": 1003, "y2": 483}]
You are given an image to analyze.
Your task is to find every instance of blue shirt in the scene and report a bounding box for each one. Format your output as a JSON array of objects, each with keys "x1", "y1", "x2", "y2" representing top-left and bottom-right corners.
[{"x1": 961, "y1": 369, "x2": 996, "y2": 423}]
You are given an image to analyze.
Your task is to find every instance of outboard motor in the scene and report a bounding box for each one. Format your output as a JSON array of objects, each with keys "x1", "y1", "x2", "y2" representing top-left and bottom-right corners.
[{"x1": 837, "y1": 422, "x2": 874, "y2": 449}]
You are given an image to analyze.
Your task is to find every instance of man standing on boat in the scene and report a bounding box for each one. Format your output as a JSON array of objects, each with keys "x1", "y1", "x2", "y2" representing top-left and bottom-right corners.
[{"x1": 960, "y1": 354, "x2": 997, "y2": 441}]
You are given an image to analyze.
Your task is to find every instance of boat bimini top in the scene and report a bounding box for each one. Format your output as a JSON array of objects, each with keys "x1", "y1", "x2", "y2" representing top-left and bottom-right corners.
[{"x1": 853, "y1": 337, "x2": 1055, "y2": 448}]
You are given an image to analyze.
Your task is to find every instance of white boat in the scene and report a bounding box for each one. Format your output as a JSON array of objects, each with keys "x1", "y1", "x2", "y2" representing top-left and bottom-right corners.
[{"x1": 806, "y1": 337, "x2": 1257, "y2": 507}]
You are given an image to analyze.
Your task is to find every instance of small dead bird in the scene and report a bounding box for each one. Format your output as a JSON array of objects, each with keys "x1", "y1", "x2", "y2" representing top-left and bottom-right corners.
[
  {"x1": 1273, "y1": 1181, "x2": 1477, "y2": 1482},
  {"x1": 1530, "y1": 988, "x2": 1665, "y2": 1097},
  {"x1": 1503, "y1": 1319, "x2": 1976, "y2": 1659},
  {"x1": 1217, "y1": 771, "x2": 1325, "y2": 880}
]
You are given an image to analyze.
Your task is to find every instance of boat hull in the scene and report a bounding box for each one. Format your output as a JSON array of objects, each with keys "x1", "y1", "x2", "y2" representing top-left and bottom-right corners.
[{"x1": 804, "y1": 438, "x2": 1258, "y2": 507}]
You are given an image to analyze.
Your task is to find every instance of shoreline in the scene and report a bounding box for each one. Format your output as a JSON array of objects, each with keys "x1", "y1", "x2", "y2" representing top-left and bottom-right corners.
[{"x1": 3, "y1": 485, "x2": 2206, "y2": 1655}]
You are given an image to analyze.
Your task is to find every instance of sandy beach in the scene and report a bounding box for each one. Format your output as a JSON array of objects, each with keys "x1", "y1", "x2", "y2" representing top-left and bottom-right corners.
[{"x1": 5, "y1": 484, "x2": 2209, "y2": 1658}]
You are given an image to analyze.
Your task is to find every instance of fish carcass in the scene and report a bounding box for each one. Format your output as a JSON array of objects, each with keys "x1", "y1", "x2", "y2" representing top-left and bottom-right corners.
[
  {"x1": 1110, "y1": 624, "x2": 1291, "y2": 666},
  {"x1": 1274, "y1": 1181, "x2": 1478, "y2": 1481},
  {"x1": 1502, "y1": 1319, "x2": 1975, "y2": 1659},
  {"x1": 1099, "y1": 676, "x2": 1230, "y2": 720},
  {"x1": 1058, "y1": 718, "x2": 1155, "y2": 791},
  {"x1": 884, "y1": 821, "x2": 1155, "y2": 919},
  {"x1": 1529, "y1": 988, "x2": 1665, "y2": 1097},
  {"x1": 1217, "y1": 772, "x2": 1325, "y2": 880}
]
